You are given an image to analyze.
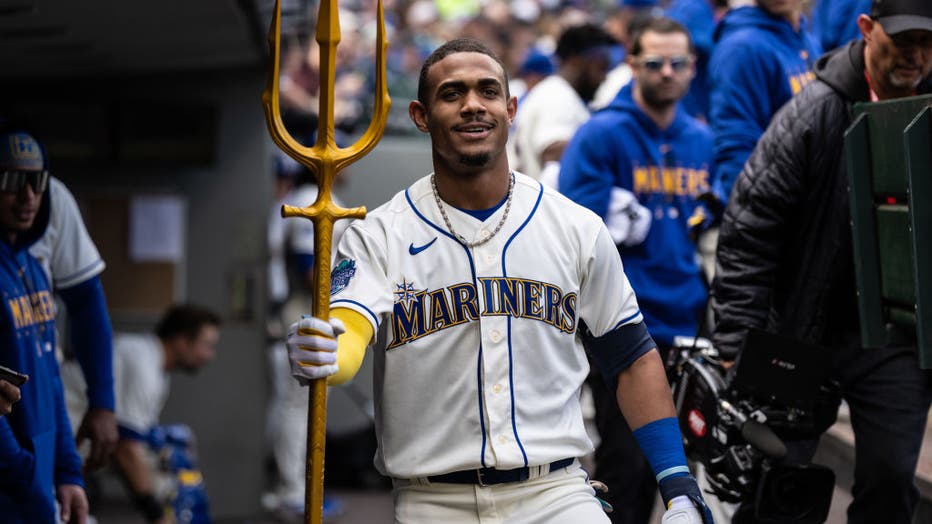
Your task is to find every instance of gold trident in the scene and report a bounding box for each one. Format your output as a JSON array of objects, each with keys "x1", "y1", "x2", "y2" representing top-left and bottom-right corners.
[{"x1": 261, "y1": 0, "x2": 390, "y2": 522}]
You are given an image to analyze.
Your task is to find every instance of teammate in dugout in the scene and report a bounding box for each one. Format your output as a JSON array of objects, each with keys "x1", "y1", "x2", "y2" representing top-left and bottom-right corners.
[
  {"x1": 0, "y1": 119, "x2": 118, "y2": 471},
  {"x1": 0, "y1": 129, "x2": 88, "y2": 523},
  {"x1": 285, "y1": 38, "x2": 713, "y2": 523}
]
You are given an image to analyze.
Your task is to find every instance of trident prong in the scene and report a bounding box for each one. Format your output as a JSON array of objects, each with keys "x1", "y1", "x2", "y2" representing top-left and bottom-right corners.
[{"x1": 262, "y1": 1, "x2": 390, "y2": 523}]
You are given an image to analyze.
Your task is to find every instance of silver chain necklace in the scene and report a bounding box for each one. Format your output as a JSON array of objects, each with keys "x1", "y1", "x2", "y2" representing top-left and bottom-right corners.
[{"x1": 431, "y1": 172, "x2": 514, "y2": 248}]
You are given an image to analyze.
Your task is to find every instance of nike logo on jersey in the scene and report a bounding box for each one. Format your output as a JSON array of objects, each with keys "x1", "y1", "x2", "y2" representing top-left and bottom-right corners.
[{"x1": 408, "y1": 238, "x2": 437, "y2": 255}]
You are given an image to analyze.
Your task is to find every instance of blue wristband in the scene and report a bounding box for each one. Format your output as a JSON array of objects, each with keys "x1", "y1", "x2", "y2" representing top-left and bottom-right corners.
[{"x1": 632, "y1": 416, "x2": 690, "y2": 484}]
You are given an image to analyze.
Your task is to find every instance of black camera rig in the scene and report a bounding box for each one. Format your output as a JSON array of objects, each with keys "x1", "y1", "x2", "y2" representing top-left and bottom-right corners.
[{"x1": 667, "y1": 331, "x2": 838, "y2": 523}]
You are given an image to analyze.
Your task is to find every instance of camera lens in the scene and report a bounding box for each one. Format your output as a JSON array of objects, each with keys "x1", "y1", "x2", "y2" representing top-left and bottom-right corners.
[{"x1": 757, "y1": 464, "x2": 834, "y2": 523}]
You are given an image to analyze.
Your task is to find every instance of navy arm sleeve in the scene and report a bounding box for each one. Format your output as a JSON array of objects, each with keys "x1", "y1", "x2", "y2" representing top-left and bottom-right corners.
[
  {"x1": 581, "y1": 320, "x2": 656, "y2": 392},
  {"x1": 59, "y1": 276, "x2": 115, "y2": 411}
]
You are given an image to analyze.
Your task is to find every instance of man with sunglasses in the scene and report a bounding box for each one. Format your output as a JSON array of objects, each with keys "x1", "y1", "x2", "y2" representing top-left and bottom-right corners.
[
  {"x1": 0, "y1": 129, "x2": 89, "y2": 523},
  {"x1": 0, "y1": 119, "x2": 118, "y2": 474},
  {"x1": 560, "y1": 17, "x2": 714, "y2": 524},
  {"x1": 711, "y1": 0, "x2": 932, "y2": 521}
]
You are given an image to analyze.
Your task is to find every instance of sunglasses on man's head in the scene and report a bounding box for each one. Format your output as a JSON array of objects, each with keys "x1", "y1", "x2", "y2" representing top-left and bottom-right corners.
[
  {"x1": 0, "y1": 170, "x2": 49, "y2": 193},
  {"x1": 637, "y1": 55, "x2": 693, "y2": 72}
]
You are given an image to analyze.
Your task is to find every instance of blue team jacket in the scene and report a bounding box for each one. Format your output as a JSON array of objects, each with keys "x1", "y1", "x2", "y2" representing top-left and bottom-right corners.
[
  {"x1": 0, "y1": 197, "x2": 84, "y2": 523},
  {"x1": 559, "y1": 84, "x2": 713, "y2": 347},
  {"x1": 708, "y1": 6, "x2": 822, "y2": 202},
  {"x1": 665, "y1": 0, "x2": 716, "y2": 120},
  {"x1": 812, "y1": 0, "x2": 871, "y2": 51}
]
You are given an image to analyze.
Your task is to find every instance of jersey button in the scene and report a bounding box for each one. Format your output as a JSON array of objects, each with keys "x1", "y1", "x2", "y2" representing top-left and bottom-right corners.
[
  {"x1": 498, "y1": 435, "x2": 508, "y2": 444},
  {"x1": 492, "y1": 383, "x2": 503, "y2": 394},
  {"x1": 490, "y1": 330, "x2": 502, "y2": 343}
]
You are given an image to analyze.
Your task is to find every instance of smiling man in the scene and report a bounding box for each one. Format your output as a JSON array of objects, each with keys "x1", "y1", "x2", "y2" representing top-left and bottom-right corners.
[
  {"x1": 711, "y1": 0, "x2": 932, "y2": 522},
  {"x1": 284, "y1": 38, "x2": 715, "y2": 523}
]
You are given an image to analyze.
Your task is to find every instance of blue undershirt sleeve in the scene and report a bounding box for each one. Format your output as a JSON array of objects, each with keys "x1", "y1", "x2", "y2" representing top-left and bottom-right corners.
[
  {"x1": 59, "y1": 276, "x2": 115, "y2": 411},
  {"x1": 582, "y1": 320, "x2": 656, "y2": 392}
]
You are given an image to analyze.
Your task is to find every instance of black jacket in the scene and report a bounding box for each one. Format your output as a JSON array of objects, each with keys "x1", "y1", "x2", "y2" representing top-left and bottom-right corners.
[{"x1": 710, "y1": 40, "x2": 932, "y2": 359}]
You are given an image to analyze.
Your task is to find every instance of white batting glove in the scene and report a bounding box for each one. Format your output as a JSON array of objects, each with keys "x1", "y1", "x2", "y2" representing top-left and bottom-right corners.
[
  {"x1": 661, "y1": 495, "x2": 705, "y2": 524},
  {"x1": 287, "y1": 316, "x2": 346, "y2": 384},
  {"x1": 605, "y1": 187, "x2": 651, "y2": 246}
]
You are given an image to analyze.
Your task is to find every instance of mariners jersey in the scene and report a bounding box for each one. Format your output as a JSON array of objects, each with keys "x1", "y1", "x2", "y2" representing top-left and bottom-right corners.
[
  {"x1": 330, "y1": 172, "x2": 646, "y2": 478},
  {"x1": 29, "y1": 177, "x2": 105, "y2": 290}
]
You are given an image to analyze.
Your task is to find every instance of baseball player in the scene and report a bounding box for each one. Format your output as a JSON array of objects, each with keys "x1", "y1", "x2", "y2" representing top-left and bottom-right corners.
[
  {"x1": 33, "y1": 176, "x2": 117, "y2": 470},
  {"x1": 264, "y1": 155, "x2": 350, "y2": 519},
  {"x1": 286, "y1": 38, "x2": 713, "y2": 523}
]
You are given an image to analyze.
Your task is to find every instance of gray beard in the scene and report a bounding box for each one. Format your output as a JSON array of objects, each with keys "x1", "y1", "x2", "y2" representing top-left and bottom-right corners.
[{"x1": 889, "y1": 71, "x2": 923, "y2": 89}]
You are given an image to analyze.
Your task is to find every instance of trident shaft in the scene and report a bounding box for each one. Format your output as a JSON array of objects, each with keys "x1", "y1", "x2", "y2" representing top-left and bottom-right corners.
[{"x1": 262, "y1": 1, "x2": 390, "y2": 522}]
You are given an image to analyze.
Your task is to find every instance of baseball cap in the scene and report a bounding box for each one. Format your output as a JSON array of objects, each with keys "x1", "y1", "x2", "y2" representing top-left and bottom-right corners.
[
  {"x1": 0, "y1": 130, "x2": 49, "y2": 193},
  {"x1": 518, "y1": 50, "x2": 554, "y2": 76},
  {"x1": 872, "y1": 0, "x2": 932, "y2": 35}
]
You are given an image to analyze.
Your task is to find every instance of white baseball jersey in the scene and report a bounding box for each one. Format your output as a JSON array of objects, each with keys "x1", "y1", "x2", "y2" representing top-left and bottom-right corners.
[
  {"x1": 29, "y1": 177, "x2": 105, "y2": 289},
  {"x1": 268, "y1": 184, "x2": 350, "y2": 304},
  {"x1": 330, "y1": 172, "x2": 645, "y2": 479},
  {"x1": 62, "y1": 333, "x2": 168, "y2": 436},
  {"x1": 510, "y1": 75, "x2": 591, "y2": 180}
]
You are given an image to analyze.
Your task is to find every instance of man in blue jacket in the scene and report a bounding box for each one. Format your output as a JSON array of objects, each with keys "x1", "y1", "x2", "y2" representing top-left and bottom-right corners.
[
  {"x1": 812, "y1": 0, "x2": 872, "y2": 51},
  {"x1": 0, "y1": 129, "x2": 88, "y2": 523},
  {"x1": 664, "y1": 0, "x2": 718, "y2": 121},
  {"x1": 708, "y1": 0, "x2": 821, "y2": 203},
  {"x1": 560, "y1": 17, "x2": 714, "y2": 524}
]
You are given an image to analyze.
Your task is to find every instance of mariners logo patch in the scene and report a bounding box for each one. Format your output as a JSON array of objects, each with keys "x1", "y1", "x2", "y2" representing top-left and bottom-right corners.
[
  {"x1": 393, "y1": 278, "x2": 423, "y2": 308},
  {"x1": 330, "y1": 259, "x2": 356, "y2": 295}
]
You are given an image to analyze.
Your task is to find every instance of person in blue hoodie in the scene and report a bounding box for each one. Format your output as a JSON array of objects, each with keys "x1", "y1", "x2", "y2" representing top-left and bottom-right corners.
[
  {"x1": 708, "y1": 0, "x2": 822, "y2": 203},
  {"x1": 0, "y1": 129, "x2": 88, "y2": 524},
  {"x1": 665, "y1": 0, "x2": 718, "y2": 121},
  {"x1": 560, "y1": 17, "x2": 714, "y2": 524},
  {"x1": 812, "y1": 0, "x2": 872, "y2": 51}
]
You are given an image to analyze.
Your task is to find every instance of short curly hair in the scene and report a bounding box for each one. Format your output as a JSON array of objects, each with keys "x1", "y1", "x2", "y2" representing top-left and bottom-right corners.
[{"x1": 416, "y1": 38, "x2": 509, "y2": 105}]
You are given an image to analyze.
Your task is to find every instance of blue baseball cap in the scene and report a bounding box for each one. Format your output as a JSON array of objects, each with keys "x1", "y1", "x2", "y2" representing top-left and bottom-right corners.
[
  {"x1": 519, "y1": 50, "x2": 554, "y2": 76},
  {"x1": 0, "y1": 131, "x2": 45, "y2": 172},
  {"x1": 0, "y1": 130, "x2": 49, "y2": 193},
  {"x1": 620, "y1": 0, "x2": 658, "y2": 7}
]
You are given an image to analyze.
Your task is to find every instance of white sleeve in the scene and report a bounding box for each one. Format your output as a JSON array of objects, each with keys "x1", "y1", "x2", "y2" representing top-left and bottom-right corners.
[
  {"x1": 327, "y1": 221, "x2": 393, "y2": 332},
  {"x1": 577, "y1": 224, "x2": 645, "y2": 337},
  {"x1": 112, "y1": 338, "x2": 162, "y2": 435},
  {"x1": 44, "y1": 178, "x2": 105, "y2": 289},
  {"x1": 527, "y1": 102, "x2": 586, "y2": 159}
]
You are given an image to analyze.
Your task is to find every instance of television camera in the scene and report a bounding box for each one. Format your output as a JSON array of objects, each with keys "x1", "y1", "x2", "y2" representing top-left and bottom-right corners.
[{"x1": 667, "y1": 329, "x2": 839, "y2": 523}]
